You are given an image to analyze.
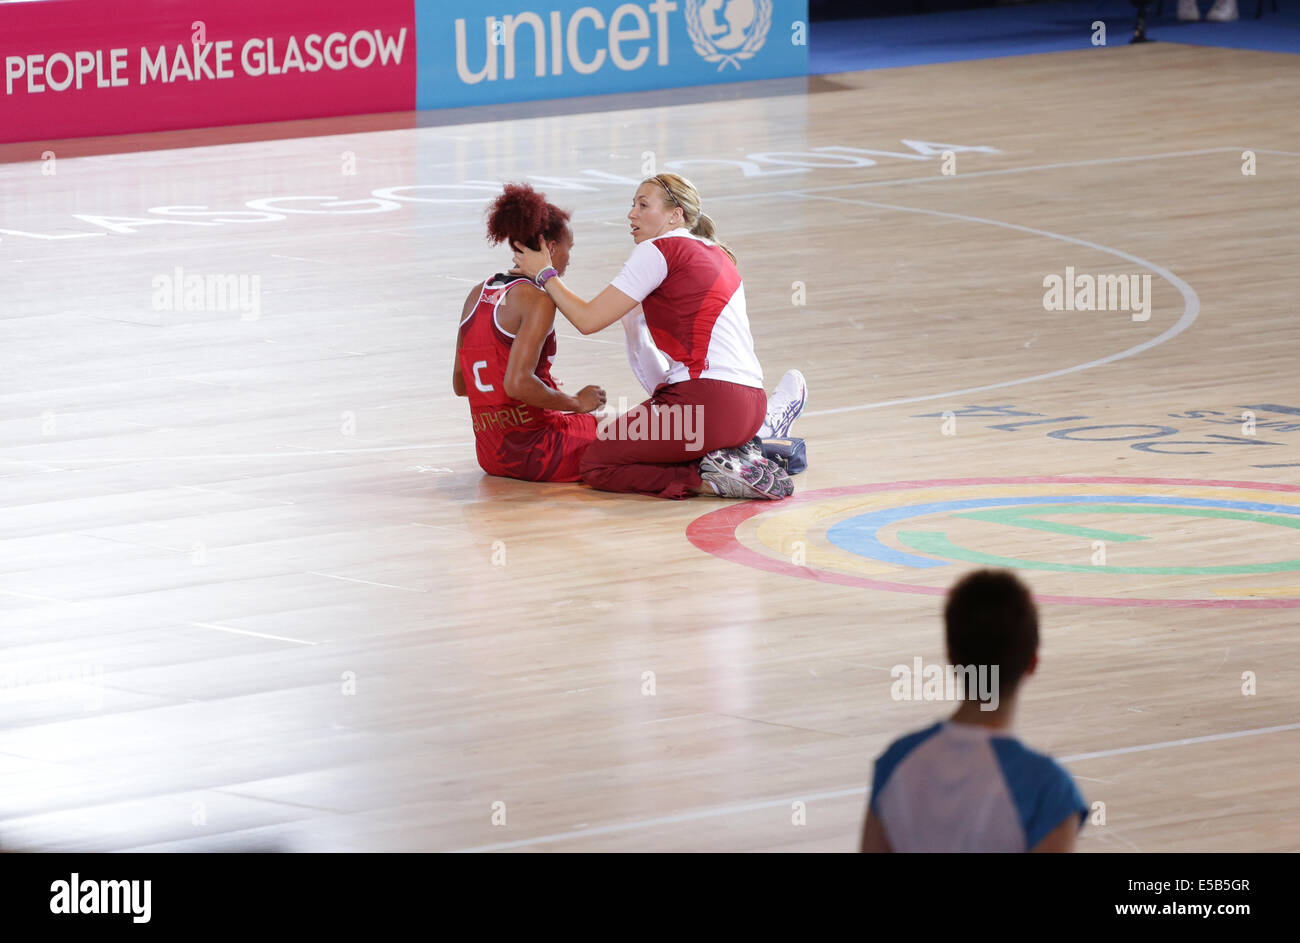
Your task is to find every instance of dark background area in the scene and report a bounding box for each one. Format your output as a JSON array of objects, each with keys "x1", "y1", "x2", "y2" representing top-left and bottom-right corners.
[{"x1": 811, "y1": 0, "x2": 1050, "y2": 19}]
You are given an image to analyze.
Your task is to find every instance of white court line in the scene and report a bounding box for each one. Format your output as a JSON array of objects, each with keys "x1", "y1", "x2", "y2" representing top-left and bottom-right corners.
[
  {"x1": 450, "y1": 720, "x2": 1300, "y2": 853},
  {"x1": 7, "y1": 443, "x2": 476, "y2": 465},
  {"x1": 1238, "y1": 147, "x2": 1300, "y2": 157},
  {"x1": 4, "y1": 146, "x2": 1285, "y2": 250},
  {"x1": 1061, "y1": 721, "x2": 1300, "y2": 761},
  {"x1": 262, "y1": 339, "x2": 368, "y2": 356},
  {"x1": 269, "y1": 254, "x2": 330, "y2": 264},
  {"x1": 0, "y1": 588, "x2": 68, "y2": 603},
  {"x1": 79, "y1": 532, "x2": 186, "y2": 554},
  {"x1": 410, "y1": 522, "x2": 469, "y2": 533},
  {"x1": 791, "y1": 193, "x2": 1201, "y2": 417},
  {"x1": 449, "y1": 785, "x2": 871, "y2": 854},
  {"x1": 322, "y1": 147, "x2": 1260, "y2": 237},
  {"x1": 766, "y1": 147, "x2": 1243, "y2": 195},
  {"x1": 306, "y1": 571, "x2": 428, "y2": 593},
  {"x1": 188, "y1": 621, "x2": 317, "y2": 646}
]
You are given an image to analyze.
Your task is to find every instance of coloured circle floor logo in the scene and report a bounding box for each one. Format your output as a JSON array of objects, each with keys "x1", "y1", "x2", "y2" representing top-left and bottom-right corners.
[{"x1": 686, "y1": 477, "x2": 1300, "y2": 608}]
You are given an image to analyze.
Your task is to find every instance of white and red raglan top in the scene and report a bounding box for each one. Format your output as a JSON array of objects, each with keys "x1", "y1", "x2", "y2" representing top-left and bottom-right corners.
[{"x1": 610, "y1": 229, "x2": 764, "y2": 391}]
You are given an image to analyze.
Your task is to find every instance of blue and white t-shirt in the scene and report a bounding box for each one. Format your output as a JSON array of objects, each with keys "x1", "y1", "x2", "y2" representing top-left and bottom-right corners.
[{"x1": 870, "y1": 721, "x2": 1087, "y2": 852}]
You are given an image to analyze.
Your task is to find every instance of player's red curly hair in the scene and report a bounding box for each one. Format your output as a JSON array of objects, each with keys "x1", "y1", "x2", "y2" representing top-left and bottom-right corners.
[{"x1": 485, "y1": 183, "x2": 571, "y2": 253}]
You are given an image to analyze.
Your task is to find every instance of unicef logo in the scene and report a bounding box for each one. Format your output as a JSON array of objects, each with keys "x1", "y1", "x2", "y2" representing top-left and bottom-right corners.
[{"x1": 685, "y1": 0, "x2": 772, "y2": 71}]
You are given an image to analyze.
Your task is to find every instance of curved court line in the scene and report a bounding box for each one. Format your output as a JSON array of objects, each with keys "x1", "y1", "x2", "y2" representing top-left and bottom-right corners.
[
  {"x1": 6, "y1": 149, "x2": 1224, "y2": 465},
  {"x1": 450, "y1": 720, "x2": 1300, "y2": 853},
  {"x1": 1, "y1": 146, "x2": 1243, "y2": 245},
  {"x1": 38, "y1": 196, "x2": 1198, "y2": 464},
  {"x1": 826, "y1": 495, "x2": 1300, "y2": 572},
  {"x1": 792, "y1": 194, "x2": 1201, "y2": 417},
  {"x1": 687, "y1": 477, "x2": 1300, "y2": 608}
]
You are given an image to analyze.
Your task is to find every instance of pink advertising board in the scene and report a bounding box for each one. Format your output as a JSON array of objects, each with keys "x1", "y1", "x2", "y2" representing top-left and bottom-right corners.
[{"x1": 1, "y1": 0, "x2": 417, "y2": 143}]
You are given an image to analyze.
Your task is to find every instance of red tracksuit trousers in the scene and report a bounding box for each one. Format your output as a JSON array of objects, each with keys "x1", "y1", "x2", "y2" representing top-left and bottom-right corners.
[{"x1": 578, "y1": 378, "x2": 767, "y2": 500}]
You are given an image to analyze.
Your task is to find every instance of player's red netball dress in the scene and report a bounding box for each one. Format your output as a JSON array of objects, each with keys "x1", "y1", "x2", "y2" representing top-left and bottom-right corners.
[{"x1": 457, "y1": 273, "x2": 598, "y2": 481}]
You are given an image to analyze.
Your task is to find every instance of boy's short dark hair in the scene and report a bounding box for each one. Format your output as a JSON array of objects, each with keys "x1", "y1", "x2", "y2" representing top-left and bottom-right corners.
[{"x1": 944, "y1": 569, "x2": 1039, "y2": 693}]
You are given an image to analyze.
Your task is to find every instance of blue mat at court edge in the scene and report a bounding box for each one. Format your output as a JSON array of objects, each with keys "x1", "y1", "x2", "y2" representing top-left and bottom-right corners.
[{"x1": 810, "y1": 1, "x2": 1300, "y2": 74}]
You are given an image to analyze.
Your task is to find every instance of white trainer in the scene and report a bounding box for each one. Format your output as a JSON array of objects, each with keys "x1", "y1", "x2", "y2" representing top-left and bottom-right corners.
[
  {"x1": 1178, "y1": 0, "x2": 1200, "y2": 20},
  {"x1": 759, "y1": 369, "x2": 807, "y2": 439}
]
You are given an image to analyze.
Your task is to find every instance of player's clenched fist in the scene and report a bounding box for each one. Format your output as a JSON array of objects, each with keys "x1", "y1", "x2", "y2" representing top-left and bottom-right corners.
[{"x1": 574, "y1": 385, "x2": 606, "y2": 413}]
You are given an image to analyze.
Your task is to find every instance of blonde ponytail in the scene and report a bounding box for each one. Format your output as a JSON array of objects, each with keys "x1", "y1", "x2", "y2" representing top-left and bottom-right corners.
[
  {"x1": 689, "y1": 211, "x2": 736, "y2": 266},
  {"x1": 644, "y1": 172, "x2": 738, "y2": 266}
]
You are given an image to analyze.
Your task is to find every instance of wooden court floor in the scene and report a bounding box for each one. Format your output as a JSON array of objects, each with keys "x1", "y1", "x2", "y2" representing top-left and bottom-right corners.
[{"x1": 1, "y1": 42, "x2": 1298, "y2": 852}]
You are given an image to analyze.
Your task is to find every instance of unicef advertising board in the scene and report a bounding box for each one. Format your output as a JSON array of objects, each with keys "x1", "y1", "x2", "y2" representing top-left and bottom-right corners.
[
  {"x1": 414, "y1": 0, "x2": 809, "y2": 109},
  {"x1": 0, "y1": 0, "x2": 808, "y2": 143}
]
